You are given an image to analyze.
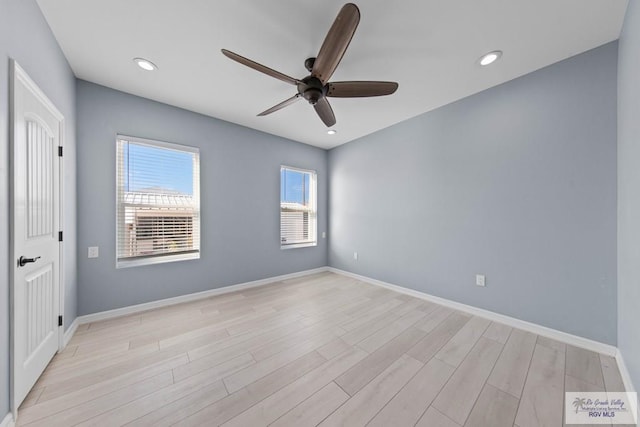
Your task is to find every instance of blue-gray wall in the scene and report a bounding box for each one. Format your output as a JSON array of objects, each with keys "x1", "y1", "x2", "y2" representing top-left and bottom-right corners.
[
  {"x1": 618, "y1": 0, "x2": 640, "y2": 391},
  {"x1": 328, "y1": 42, "x2": 618, "y2": 345},
  {"x1": 0, "y1": 0, "x2": 77, "y2": 419},
  {"x1": 76, "y1": 81, "x2": 327, "y2": 315}
]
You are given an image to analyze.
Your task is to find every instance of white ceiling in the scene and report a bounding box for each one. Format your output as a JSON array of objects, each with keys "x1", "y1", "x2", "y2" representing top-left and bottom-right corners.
[{"x1": 36, "y1": 0, "x2": 628, "y2": 149}]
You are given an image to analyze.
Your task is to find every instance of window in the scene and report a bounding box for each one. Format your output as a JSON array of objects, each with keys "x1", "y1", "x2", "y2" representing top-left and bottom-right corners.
[
  {"x1": 281, "y1": 166, "x2": 317, "y2": 248},
  {"x1": 116, "y1": 135, "x2": 200, "y2": 267}
]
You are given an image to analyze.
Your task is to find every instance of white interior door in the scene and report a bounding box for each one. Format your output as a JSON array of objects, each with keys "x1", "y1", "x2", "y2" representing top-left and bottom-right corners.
[{"x1": 11, "y1": 61, "x2": 63, "y2": 411}]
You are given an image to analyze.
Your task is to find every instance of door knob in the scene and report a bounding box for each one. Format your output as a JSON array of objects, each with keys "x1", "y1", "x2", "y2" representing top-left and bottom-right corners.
[{"x1": 18, "y1": 256, "x2": 41, "y2": 267}]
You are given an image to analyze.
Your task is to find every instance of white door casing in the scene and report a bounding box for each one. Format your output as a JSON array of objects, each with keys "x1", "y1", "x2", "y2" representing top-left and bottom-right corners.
[{"x1": 10, "y1": 60, "x2": 64, "y2": 413}]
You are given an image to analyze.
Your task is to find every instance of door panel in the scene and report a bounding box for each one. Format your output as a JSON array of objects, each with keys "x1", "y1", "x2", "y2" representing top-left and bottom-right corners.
[
  {"x1": 26, "y1": 119, "x2": 55, "y2": 238},
  {"x1": 25, "y1": 265, "x2": 54, "y2": 358}
]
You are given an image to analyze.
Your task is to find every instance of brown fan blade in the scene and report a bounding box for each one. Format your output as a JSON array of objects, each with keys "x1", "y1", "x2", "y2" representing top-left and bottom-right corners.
[
  {"x1": 221, "y1": 49, "x2": 299, "y2": 86},
  {"x1": 257, "y1": 94, "x2": 301, "y2": 116},
  {"x1": 312, "y1": 3, "x2": 360, "y2": 84},
  {"x1": 327, "y1": 81, "x2": 398, "y2": 98},
  {"x1": 313, "y1": 97, "x2": 336, "y2": 127}
]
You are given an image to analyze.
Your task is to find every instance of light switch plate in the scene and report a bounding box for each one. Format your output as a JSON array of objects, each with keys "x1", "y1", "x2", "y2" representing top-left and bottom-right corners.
[{"x1": 88, "y1": 246, "x2": 99, "y2": 258}]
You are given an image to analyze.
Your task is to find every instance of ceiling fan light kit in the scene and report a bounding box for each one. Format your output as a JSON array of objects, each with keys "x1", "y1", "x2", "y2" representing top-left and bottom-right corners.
[{"x1": 221, "y1": 3, "x2": 399, "y2": 128}]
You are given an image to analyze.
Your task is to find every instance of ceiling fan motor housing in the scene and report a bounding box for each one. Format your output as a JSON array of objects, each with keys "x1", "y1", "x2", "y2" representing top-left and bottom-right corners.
[{"x1": 298, "y1": 76, "x2": 326, "y2": 105}]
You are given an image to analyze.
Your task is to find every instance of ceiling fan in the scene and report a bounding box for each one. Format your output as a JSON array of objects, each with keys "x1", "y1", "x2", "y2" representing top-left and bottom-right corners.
[{"x1": 221, "y1": 3, "x2": 398, "y2": 127}]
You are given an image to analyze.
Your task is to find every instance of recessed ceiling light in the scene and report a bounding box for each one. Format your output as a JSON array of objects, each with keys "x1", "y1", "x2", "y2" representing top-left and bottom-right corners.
[
  {"x1": 327, "y1": 129, "x2": 337, "y2": 135},
  {"x1": 478, "y1": 50, "x2": 502, "y2": 66},
  {"x1": 133, "y1": 57, "x2": 157, "y2": 71}
]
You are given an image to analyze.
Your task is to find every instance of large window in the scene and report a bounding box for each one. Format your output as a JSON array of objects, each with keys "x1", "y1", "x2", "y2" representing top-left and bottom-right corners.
[
  {"x1": 116, "y1": 135, "x2": 200, "y2": 267},
  {"x1": 281, "y1": 166, "x2": 317, "y2": 248}
]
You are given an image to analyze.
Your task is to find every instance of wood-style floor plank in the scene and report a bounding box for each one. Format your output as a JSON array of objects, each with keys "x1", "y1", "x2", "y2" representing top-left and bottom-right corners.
[
  {"x1": 223, "y1": 329, "x2": 338, "y2": 393},
  {"x1": 434, "y1": 316, "x2": 492, "y2": 367},
  {"x1": 250, "y1": 322, "x2": 344, "y2": 361},
  {"x1": 317, "y1": 354, "x2": 423, "y2": 426},
  {"x1": 334, "y1": 327, "x2": 426, "y2": 396},
  {"x1": 566, "y1": 345, "x2": 605, "y2": 388},
  {"x1": 36, "y1": 349, "x2": 190, "y2": 403},
  {"x1": 339, "y1": 309, "x2": 399, "y2": 346},
  {"x1": 487, "y1": 329, "x2": 537, "y2": 398},
  {"x1": 368, "y1": 357, "x2": 455, "y2": 427},
  {"x1": 356, "y1": 309, "x2": 427, "y2": 353},
  {"x1": 416, "y1": 407, "x2": 461, "y2": 427},
  {"x1": 23, "y1": 372, "x2": 174, "y2": 427},
  {"x1": 406, "y1": 312, "x2": 470, "y2": 363},
  {"x1": 563, "y1": 375, "x2": 608, "y2": 427},
  {"x1": 537, "y1": 335, "x2": 567, "y2": 353},
  {"x1": 18, "y1": 355, "x2": 188, "y2": 425},
  {"x1": 464, "y1": 384, "x2": 519, "y2": 427},
  {"x1": 18, "y1": 387, "x2": 43, "y2": 411},
  {"x1": 514, "y1": 343, "x2": 566, "y2": 427},
  {"x1": 414, "y1": 306, "x2": 457, "y2": 333},
  {"x1": 220, "y1": 348, "x2": 368, "y2": 427},
  {"x1": 168, "y1": 350, "x2": 327, "y2": 427},
  {"x1": 270, "y1": 382, "x2": 349, "y2": 427},
  {"x1": 483, "y1": 321, "x2": 513, "y2": 344},
  {"x1": 432, "y1": 337, "x2": 504, "y2": 425},
  {"x1": 317, "y1": 338, "x2": 351, "y2": 360},
  {"x1": 599, "y1": 354, "x2": 626, "y2": 392},
  {"x1": 77, "y1": 380, "x2": 227, "y2": 427},
  {"x1": 17, "y1": 272, "x2": 627, "y2": 427}
]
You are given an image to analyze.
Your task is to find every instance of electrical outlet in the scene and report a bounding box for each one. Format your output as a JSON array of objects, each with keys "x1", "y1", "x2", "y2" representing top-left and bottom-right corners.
[
  {"x1": 476, "y1": 274, "x2": 486, "y2": 287},
  {"x1": 88, "y1": 246, "x2": 99, "y2": 258},
  {"x1": 353, "y1": 252, "x2": 358, "y2": 260},
  {"x1": 322, "y1": 232, "x2": 326, "y2": 239}
]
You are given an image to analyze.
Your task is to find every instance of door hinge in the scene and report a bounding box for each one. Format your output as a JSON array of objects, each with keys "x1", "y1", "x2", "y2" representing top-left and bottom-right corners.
[
  {"x1": 58, "y1": 315, "x2": 63, "y2": 327},
  {"x1": 58, "y1": 231, "x2": 63, "y2": 242},
  {"x1": 58, "y1": 146, "x2": 63, "y2": 157}
]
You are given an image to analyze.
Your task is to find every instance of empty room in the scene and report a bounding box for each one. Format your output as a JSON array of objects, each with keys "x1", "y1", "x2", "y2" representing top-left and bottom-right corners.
[{"x1": 1, "y1": 0, "x2": 639, "y2": 426}]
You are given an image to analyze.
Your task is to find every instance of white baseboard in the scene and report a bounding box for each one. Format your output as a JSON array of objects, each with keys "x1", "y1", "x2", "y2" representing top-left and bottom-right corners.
[
  {"x1": 328, "y1": 267, "x2": 618, "y2": 357},
  {"x1": 76, "y1": 267, "x2": 329, "y2": 325},
  {"x1": 616, "y1": 348, "x2": 637, "y2": 394},
  {"x1": 62, "y1": 317, "x2": 79, "y2": 349},
  {"x1": 0, "y1": 413, "x2": 14, "y2": 427}
]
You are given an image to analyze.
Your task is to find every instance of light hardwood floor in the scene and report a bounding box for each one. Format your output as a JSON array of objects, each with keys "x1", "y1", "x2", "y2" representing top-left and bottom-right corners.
[{"x1": 16, "y1": 272, "x2": 627, "y2": 426}]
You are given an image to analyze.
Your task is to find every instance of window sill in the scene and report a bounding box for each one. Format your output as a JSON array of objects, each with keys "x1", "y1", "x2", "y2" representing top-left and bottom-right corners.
[
  {"x1": 281, "y1": 242, "x2": 317, "y2": 250},
  {"x1": 117, "y1": 251, "x2": 200, "y2": 269}
]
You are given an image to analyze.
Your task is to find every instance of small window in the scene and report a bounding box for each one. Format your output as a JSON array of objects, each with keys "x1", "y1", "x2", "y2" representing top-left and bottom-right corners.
[
  {"x1": 116, "y1": 135, "x2": 200, "y2": 268},
  {"x1": 281, "y1": 166, "x2": 317, "y2": 249}
]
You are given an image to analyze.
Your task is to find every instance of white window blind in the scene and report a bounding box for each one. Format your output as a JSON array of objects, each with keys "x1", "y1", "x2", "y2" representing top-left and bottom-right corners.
[
  {"x1": 116, "y1": 136, "x2": 200, "y2": 267},
  {"x1": 281, "y1": 166, "x2": 317, "y2": 248}
]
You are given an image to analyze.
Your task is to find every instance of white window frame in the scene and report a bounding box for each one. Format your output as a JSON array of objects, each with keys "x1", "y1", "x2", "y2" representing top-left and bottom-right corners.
[
  {"x1": 280, "y1": 165, "x2": 317, "y2": 249},
  {"x1": 116, "y1": 135, "x2": 200, "y2": 268}
]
